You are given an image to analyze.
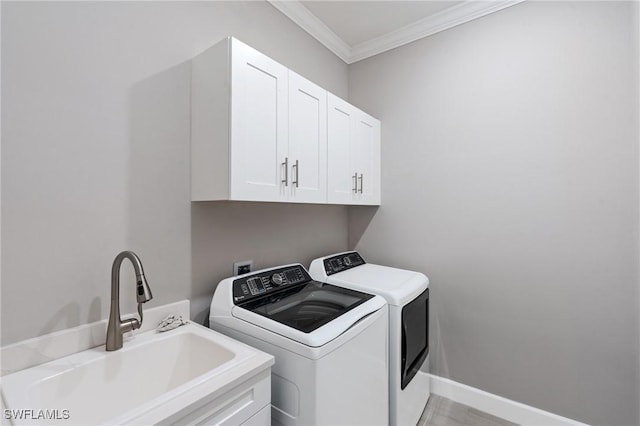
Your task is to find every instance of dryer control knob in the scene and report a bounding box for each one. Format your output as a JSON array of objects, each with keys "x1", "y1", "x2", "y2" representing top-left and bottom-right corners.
[
  {"x1": 343, "y1": 256, "x2": 352, "y2": 266},
  {"x1": 271, "y1": 273, "x2": 284, "y2": 286}
]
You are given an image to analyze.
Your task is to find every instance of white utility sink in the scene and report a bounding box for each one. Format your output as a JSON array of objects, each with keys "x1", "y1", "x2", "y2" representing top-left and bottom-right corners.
[{"x1": 1, "y1": 323, "x2": 274, "y2": 425}]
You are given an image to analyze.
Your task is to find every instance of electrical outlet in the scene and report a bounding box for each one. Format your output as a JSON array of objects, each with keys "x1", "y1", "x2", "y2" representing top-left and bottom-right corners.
[{"x1": 233, "y1": 260, "x2": 253, "y2": 276}]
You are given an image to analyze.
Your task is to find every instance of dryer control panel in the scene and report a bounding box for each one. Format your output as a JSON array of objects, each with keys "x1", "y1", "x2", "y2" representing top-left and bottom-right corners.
[
  {"x1": 323, "y1": 252, "x2": 366, "y2": 276},
  {"x1": 232, "y1": 264, "x2": 311, "y2": 304}
]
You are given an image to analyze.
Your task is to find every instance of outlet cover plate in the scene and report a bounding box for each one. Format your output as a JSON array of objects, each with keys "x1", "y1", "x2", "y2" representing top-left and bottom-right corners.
[{"x1": 233, "y1": 260, "x2": 253, "y2": 276}]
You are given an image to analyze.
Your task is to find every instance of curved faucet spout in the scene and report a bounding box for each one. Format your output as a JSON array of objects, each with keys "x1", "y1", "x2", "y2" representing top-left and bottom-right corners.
[{"x1": 106, "y1": 251, "x2": 153, "y2": 351}]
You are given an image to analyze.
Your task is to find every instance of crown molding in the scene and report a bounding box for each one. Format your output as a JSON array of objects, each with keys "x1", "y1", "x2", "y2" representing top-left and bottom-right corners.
[
  {"x1": 349, "y1": 0, "x2": 526, "y2": 63},
  {"x1": 270, "y1": 0, "x2": 526, "y2": 65},
  {"x1": 268, "y1": 0, "x2": 352, "y2": 63}
]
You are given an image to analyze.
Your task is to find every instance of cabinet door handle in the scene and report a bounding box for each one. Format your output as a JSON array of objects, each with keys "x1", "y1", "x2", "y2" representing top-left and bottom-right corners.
[
  {"x1": 292, "y1": 160, "x2": 299, "y2": 188},
  {"x1": 353, "y1": 172, "x2": 358, "y2": 193},
  {"x1": 359, "y1": 174, "x2": 363, "y2": 194},
  {"x1": 282, "y1": 157, "x2": 289, "y2": 186}
]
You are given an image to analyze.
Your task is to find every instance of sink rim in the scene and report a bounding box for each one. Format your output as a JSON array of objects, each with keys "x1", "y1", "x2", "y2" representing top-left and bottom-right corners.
[{"x1": 1, "y1": 322, "x2": 274, "y2": 425}]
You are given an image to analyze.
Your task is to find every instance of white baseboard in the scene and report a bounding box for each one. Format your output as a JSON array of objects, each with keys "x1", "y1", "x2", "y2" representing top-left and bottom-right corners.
[{"x1": 428, "y1": 374, "x2": 588, "y2": 426}]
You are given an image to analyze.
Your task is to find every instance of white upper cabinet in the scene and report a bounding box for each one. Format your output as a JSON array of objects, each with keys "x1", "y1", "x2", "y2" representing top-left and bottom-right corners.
[
  {"x1": 230, "y1": 39, "x2": 289, "y2": 202},
  {"x1": 354, "y1": 111, "x2": 381, "y2": 205},
  {"x1": 327, "y1": 94, "x2": 381, "y2": 205},
  {"x1": 287, "y1": 71, "x2": 327, "y2": 203},
  {"x1": 191, "y1": 37, "x2": 378, "y2": 206},
  {"x1": 192, "y1": 37, "x2": 288, "y2": 202},
  {"x1": 327, "y1": 94, "x2": 357, "y2": 204}
]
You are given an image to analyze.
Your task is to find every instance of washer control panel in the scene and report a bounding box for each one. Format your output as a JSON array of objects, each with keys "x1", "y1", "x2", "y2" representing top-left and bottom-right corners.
[
  {"x1": 323, "y1": 252, "x2": 366, "y2": 276},
  {"x1": 232, "y1": 264, "x2": 311, "y2": 304}
]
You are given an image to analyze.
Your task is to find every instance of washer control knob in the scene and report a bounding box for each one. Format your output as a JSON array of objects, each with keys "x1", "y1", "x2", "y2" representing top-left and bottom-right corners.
[
  {"x1": 343, "y1": 256, "x2": 352, "y2": 266},
  {"x1": 271, "y1": 273, "x2": 284, "y2": 286}
]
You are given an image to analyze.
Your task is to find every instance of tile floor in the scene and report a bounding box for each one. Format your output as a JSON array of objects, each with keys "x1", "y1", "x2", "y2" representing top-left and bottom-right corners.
[{"x1": 417, "y1": 395, "x2": 518, "y2": 426}]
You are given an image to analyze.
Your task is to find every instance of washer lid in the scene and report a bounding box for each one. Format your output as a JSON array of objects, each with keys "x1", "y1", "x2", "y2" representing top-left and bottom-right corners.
[
  {"x1": 325, "y1": 264, "x2": 429, "y2": 306},
  {"x1": 231, "y1": 288, "x2": 385, "y2": 347}
]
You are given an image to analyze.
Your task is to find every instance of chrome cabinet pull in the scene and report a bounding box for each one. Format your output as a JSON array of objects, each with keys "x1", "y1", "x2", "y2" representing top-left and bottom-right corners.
[
  {"x1": 282, "y1": 157, "x2": 289, "y2": 186},
  {"x1": 292, "y1": 160, "x2": 299, "y2": 188},
  {"x1": 358, "y1": 174, "x2": 363, "y2": 194},
  {"x1": 353, "y1": 172, "x2": 358, "y2": 193}
]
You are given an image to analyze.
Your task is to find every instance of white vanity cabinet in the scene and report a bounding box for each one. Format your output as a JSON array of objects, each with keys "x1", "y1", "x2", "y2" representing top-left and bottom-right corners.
[
  {"x1": 327, "y1": 93, "x2": 381, "y2": 205},
  {"x1": 168, "y1": 368, "x2": 271, "y2": 426},
  {"x1": 191, "y1": 37, "x2": 327, "y2": 203}
]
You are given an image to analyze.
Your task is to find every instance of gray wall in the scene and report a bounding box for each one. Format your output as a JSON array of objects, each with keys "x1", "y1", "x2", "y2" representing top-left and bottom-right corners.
[
  {"x1": 348, "y1": 2, "x2": 639, "y2": 425},
  {"x1": 3, "y1": 1, "x2": 639, "y2": 424},
  {"x1": 1, "y1": 1, "x2": 349, "y2": 345}
]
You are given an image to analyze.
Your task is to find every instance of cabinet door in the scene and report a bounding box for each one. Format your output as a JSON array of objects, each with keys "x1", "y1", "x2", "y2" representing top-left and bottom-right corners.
[
  {"x1": 230, "y1": 39, "x2": 288, "y2": 202},
  {"x1": 353, "y1": 112, "x2": 381, "y2": 205},
  {"x1": 327, "y1": 94, "x2": 358, "y2": 205},
  {"x1": 288, "y1": 71, "x2": 327, "y2": 203}
]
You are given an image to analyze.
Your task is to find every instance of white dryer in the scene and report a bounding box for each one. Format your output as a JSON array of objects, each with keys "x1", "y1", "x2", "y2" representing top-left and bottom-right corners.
[
  {"x1": 310, "y1": 252, "x2": 430, "y2": 426},
  {"x1": 210, "y1": 263, "x2": 389, "y2": 426}
]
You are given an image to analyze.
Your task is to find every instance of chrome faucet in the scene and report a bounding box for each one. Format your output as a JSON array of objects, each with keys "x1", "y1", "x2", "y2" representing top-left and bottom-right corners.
[{"x1": 106, "y1": 251, "x2": 153, "y2": 351}]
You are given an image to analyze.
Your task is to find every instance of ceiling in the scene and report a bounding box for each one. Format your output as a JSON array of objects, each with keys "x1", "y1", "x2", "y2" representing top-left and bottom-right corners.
[
  {"x1": 268, "y1": 0, "x2": 524, "y2": 64},
  {"x1": 301, "y1": 1, "x2": 462, "y2": 46}
]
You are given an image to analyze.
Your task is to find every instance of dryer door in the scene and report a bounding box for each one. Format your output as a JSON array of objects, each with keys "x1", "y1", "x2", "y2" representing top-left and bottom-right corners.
[{"x1": 401, "y1": 287, "x2": 429, "y2": 389}]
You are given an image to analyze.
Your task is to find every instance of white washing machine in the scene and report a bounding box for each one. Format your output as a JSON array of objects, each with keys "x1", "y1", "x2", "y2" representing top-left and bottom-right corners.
[
  {"x1": 310, "y1": 252, "x2": 430, "y2": 426},
  {"x1": 210, "y1": 263, "x2": 389, "y2": 426}
]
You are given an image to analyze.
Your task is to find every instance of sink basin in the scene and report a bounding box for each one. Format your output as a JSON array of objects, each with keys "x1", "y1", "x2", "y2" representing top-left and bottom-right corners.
[{"x1": 1, "y1": 323, "x2": 273, "y2": 425}]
